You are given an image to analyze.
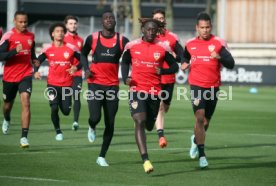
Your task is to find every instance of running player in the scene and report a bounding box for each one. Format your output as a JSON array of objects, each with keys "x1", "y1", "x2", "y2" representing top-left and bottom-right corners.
[
  {"x1": 152, "y1": 9, "x2": 185, "y2": 148},
  {"x1": 0, "y1": 11, "x2": 38, "y2": 148},
  {"x1": 34, "y1": 23, "x2": 86, "y2": 141},
  {"x1": 182, "y1": 12, "x2": 235, "y2": 168},
  {"x1": 121, "y1": 18, "x2": 179, "y2": 173},
  {"x1": 64, "y1": 15, "x2": 84, "y2": 131},
  {"x1": 82, "y1": 11, "x2": 129, "y2": 166}
]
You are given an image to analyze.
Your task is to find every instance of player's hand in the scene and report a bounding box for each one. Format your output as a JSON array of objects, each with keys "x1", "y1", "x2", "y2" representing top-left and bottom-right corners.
[
  {"x1": 34, "y1": 72, "x2": 41, "y2": 80},
  {"x1": 181, "y1": 63, "x2": 190, "y2": 71},
  {"x1": 67, "y1": 65, "x2": 77, "y2": 76},
  {"x1": 210, "y1": 51, "x2": 221, "y2": 59},
  {"x1": 32, "y1": 59, "x2": 40, "y2": 67},
  {"x1": 16, "y1": 44, "x2": 23, "y2": 53},
  {"x1": 126, "y1": 77, "x2": 132, "y2": 85},
  {"x1": 84, "y1": 70, "x2": 93, "y2": 78},
  {"x1": 155, "y1": 67, "x2": 161, "y2": 75}
]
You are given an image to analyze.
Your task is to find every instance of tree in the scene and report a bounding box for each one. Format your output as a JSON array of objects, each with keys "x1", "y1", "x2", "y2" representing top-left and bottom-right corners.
[{"x1": 131, "y1": 0, "x2": 141, "y2": 39}]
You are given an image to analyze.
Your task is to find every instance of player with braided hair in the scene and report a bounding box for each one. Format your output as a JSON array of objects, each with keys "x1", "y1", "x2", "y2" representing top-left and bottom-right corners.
[{"x1": 121, "y1": 18, "x2": 178, "y2": 173}]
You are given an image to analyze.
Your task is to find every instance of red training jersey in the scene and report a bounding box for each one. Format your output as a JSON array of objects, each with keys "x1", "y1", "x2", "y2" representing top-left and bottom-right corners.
[
  {"x1": 125, "y1": 39, "x2": 171, "y2": 95},
  {"x1": 87, "y1": 32, "x2": 125, "y2": 85},
  {"x1": 157, "y1": 30, "x2": 179, "y2": 84},
  {"x1": 185, "y1": 35, "x2": 227, "y2": 88},
  {"x1": 41, "y1": 43, "x2": 77, "y2": 87},
  {"x1": 64, "y1": 32, "x2": 83, "y2": 77},
  {"x1": 0, "y1": 28, "x2": 35, "y2": 82}
]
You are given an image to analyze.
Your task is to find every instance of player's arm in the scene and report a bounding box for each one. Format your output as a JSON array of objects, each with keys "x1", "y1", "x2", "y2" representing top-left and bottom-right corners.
[
  {"x1": 174, "y1": 41, "x2": 185, "y2": 63},
  {"x1": 0, "y1": 40, "x2": 21, "y2": 60},
  {"x1": 217, "y1": 46, "x2": 235, "y2": 69},
  {"x1": 33, "y1": 53, "x2": 46, "y2": 80},
  {"x1": 82, "y1": 35, "x2": 92, "y2": 58},
  {"x1": 121, "y1": 49, "x2": 131, "y2": 85},
  {"x1": 180, "y1": 46, "x2": 191, "y2": 71},
  {"x1": 160, "y1": 51, "x2": 179, "y2": 75},
  {"x1": 31, "y1": 41, "x2": 40, "y2": 67},
  {"x1": 122, "y1": 37, "x2": 130, "y2": 49}
]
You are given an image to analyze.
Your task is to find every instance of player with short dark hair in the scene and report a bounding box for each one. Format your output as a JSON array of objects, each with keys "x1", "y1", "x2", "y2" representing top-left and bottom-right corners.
[
  {"x1": 82, "y1": 11, "x2": 129, "y2": 167},
  {"x1": 121, "y1": 18, "x2": 179, "y2": 173},
  {"x1": 152, "y1": 8, "x2": 185, "y2": 148},
  {"x1": 0, "y1": 11, "x2": 38, "y2": 148},
  {"x1": 181, "y1": 12, "x2": 235, "y2": 168},
  {"x1": 64, "y1": 15, "x2": 84, "y2": 131},
  {"x1": 34, "y1": 23, "x2": 87, "y2": 141}
]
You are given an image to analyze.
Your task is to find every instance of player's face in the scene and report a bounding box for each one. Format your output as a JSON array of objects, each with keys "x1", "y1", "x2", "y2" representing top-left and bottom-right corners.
[
  {"x1": 102, "y1": 12, "x2": 116, "y2": 31},
  {"x1": 196, "y1": 20, "x2": 212, "y2": 40},
  {"x1": 14, "y1": 15, "x2": 28, "y2": 33},
  {"x1": 153, "y1": 13, "x2": 166, "y2": 23},
  {"x1": 66, "y1": 19, "x2": 78, "y2": 33},
  {"x1": 52, "y1": 27, "x2": 65, "y2": 41},
  {"x1": 142, "y1": 22, "x2": 158, "y2": 43}
]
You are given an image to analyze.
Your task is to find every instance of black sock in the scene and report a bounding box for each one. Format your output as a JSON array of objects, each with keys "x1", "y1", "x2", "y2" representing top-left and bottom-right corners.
[
  {"x1": 141, "y1": 153, "x2": 149, "y2": 162},
  {"x1": 56, "y1": 129, "x2": 62, "y2": 134},
  {"x1": 22, "y1": 128, "x2": 29, "y2": 138},
  {"x1": 157, "y1": 129, "x2": 164, "y2": 138},
  {"x1": 193, "y1": 136, "x2": 197, "y2": 144},
  {"x1": 4, "y1": 114, "x2": 11, "y2": 122},
  {"x1": 197, "y1": 144, "x2": 205, "y2": 158}
]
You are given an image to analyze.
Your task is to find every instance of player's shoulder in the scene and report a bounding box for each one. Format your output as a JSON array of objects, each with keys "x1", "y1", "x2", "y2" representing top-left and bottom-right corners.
[
  {"x1": 185, "y1": 37, "x2": 197, "y2": 45},
  {"x1": 65, "y1": 42, "x2": 78, "y2": 52},
  {"x1": 212, "y1": 35, "x2": 227, "y2": 47},
  {"x1": 1, "y1": 30, "x2": 14, "y2": 41},
  {"x1": 42, "y1": 43, "x2": 52, "y2": 53},
  {"x1": 125, "y1": 38, "x2": 142, "y2": 50},
  {"x1": 166, "y1": 30, "x2": 179, "y2": 41},
  {"x1": 155, "y1": 40, "x2": 172, "y2": 53}
]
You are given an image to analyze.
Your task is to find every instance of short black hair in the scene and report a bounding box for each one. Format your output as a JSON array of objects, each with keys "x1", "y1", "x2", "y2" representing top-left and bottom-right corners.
[
  {"x1": 196, "y1": 12, "x2": 212, "y2": 24},
  {"x1": 152, "y1": 9, "x2": 165, "y2": 17},
  {"x1": 49, "y1": 23, "x2": 66, "y2": 41},
  {"x1": 14, "y1": 11, "x2": 28, "y2": 18},
  {"x1": 139, "y1": 18, "x2": 165, "y2": 35},
  {"x1": 64, "y1": 15, "x2": 78, "y2": 24}
]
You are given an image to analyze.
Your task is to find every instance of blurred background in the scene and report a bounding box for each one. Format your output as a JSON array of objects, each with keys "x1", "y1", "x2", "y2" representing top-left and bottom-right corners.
[{"x1": 0, "y1": 0, "x2": 276, "y2": 86}]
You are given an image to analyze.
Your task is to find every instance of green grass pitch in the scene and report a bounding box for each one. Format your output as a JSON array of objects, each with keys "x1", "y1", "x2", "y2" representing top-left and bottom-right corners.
[{"x1": 0, "y1": 80, "x2": 276, "y2": 186}]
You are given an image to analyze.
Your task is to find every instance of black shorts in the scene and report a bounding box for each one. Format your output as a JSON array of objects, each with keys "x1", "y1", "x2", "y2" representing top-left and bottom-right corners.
[
  {"x1": 129, "y1": 91, "x2": 160, "y2": 120},
  {"x1": 190, "y1": 85, "x2": 219, "y2": 120},
  {"x1": 2, "y1": 76, "x2": 32, "y2": 102},
  {"x1": 72, "y1": 76, "x2": 82, "y2": 91},
  {"x1": 160, "y1": 83, "x2": 174, "y2": 105},
  {"x1": 46, "y1": 84, "x2": 72, "y2": 107},
  {"x1": 87, "y1": 83, "x2": 119, "y2": 102}
]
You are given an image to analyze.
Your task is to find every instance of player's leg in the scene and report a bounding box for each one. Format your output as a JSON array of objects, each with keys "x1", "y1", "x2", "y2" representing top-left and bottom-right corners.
[
  {"x1": 87, "y1": 83, "x2": 103, "y2": 143},
  {"x1": 18, "y1": 76, "x2": 32, "y2": 148},
  {"x1": 155, "y1": 83, "x2": 174, "y2": 148},
  {"x1": 47, "y1": 85, "x2": 62, "y2": 140},
  {"x1": 129, "y1": 92, "x2": 153, "y2": 173},
  {"x1": 204, "y1": 87, "x2": 219, "y2": 132},
  {"x1": 72, "y1": 76, "x2": 82, "y2": 130},
  {"x1": 59, "y1": 86, "x2": 72, "y2": 116},
  {"x1": 97, "y1": 86, "x2": 119, "y2": 166},
  {"x1": 2, "y1": 81, "x2": 18, "y2": 134}
]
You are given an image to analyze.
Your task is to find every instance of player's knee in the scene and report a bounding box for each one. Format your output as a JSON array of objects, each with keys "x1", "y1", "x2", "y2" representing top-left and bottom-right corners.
[
  {"x1": 134, "y1": 118, "x2": 146, "y2": 126},
  {"x1": 145, "y1": 120, "x2": 155, "y2": 131},
  {"x1": 62, "y1": 108, "x2": 71, "y2": 116},
  {"x1": 196, "y1": 115, "x2": 205, "y2": 125}
]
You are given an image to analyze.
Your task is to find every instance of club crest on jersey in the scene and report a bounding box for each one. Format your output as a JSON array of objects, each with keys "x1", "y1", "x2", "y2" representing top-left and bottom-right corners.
[
  {"x1": 77, "y1": 41, "x2": 81, "y2": 48},
  {"x1": 131, "y1": 101, "x2": 138, "y2": 109},
  {"x1": 64, "y1": 52, "x2": 69, "y2": 59},
  {"x1": 154, "y1": 52, "x2": 161, "y2": 61},
  {"x1": 27, "y1": 39, "x2": 33, "y2": 46},
  {"x1": 208, "y1": 44, "x2": 215, "y2": 52}
]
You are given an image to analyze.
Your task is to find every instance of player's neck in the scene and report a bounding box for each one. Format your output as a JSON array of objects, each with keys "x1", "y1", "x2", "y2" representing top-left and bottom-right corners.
[
  {"x1": 53, "y1": 40, "x2": 64, "y2": 47},
  {"x1": 101, "y1": 30, "x2": 115, "y2": 38}
]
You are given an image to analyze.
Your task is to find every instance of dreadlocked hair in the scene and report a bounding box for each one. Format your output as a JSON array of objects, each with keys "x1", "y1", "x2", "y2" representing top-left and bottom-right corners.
[{"x1": 138, "y1": 18, "x2": 166, "y2": 35}]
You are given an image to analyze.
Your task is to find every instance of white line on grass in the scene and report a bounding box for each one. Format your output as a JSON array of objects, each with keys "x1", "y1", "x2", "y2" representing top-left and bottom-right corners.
[
  {"x1": 246, "y1": 133, "x2": 276, "y2": 137},
  {"x1": 0, "y1": 175, "x2": 68, "y2": 183},
  {"x1": 0, "y1": 151, "x2": 57, "y2": 156},
  {"x1": 116, "y1": 147, "x2": 189, "y2": 152}
]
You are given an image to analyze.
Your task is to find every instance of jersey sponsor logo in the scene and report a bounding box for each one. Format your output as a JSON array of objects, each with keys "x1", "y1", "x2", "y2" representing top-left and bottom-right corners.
[
  {"x1": 208, "y1": 44, "x2": 215, "y2": 52},
  {"x1": 154, "y1": 52, "x2": 161, "y2": 61},
  {"x1": 101, "y1": 49, "x2": 115, "y2": 57},
  {"x1": 134, "y1": 51, "x2": 141, "y2": 54},
  {"x1": 28, "y1": 39, "x2": 33, "y2": 46},
  {"x1": 131, "y1": 101, "x2": 138, "y2": 109},
  {"x1": 64, "y1": 52, "x2": 69, "y2": 59}
]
